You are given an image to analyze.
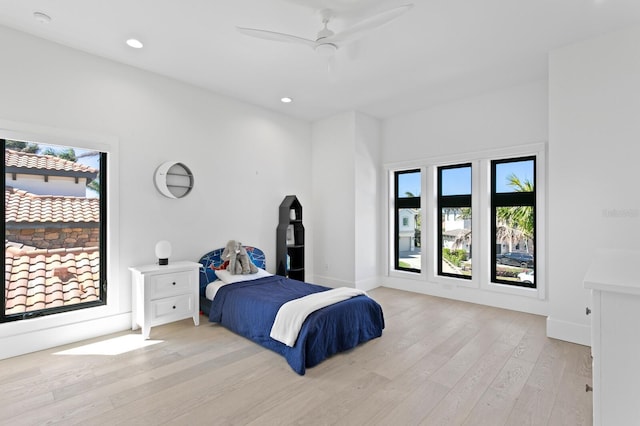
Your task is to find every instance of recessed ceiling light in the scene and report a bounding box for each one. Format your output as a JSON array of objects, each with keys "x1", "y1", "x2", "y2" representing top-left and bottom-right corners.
[
  {"x1": 33, "y1": 11, "x2": 51, "y2": 24},
  {"x1": 281, "y1": 97, "x2": 293, "y2": 103},
  {"x1": 126, "y1": 38, "x2": 144, "y2": 49}
]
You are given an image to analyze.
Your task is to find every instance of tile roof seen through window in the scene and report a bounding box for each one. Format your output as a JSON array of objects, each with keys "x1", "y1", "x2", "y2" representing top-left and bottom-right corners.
[
  {"x1": 5, "y1": 187, "x2": 100, "y2": 223},
  {"x1": 5, "y1": 149, "x2": 97, "y2": 174},
  {"x1": 3, "y1": 148, "x2": 103, "y2": 317},
  {"x1": 4, "y1": 245, "x2": 100, "y2": 315}
]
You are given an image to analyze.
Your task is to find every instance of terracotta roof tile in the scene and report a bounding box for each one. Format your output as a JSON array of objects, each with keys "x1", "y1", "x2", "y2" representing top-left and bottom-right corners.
[
  {"x1": 5, "y1": 149, "x2": 97, "y2": 174},
  {"x1": 5, "y1": 187, "x2": 100, "y2": 223},
  {"x1": 4, "y1": 246, "x2": 101, "y2": 315}
]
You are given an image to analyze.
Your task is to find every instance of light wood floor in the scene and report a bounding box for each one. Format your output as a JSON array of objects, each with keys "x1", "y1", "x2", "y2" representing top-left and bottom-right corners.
[{"x1": 0, "y1": 287, "x2": 592, "y2": 425}]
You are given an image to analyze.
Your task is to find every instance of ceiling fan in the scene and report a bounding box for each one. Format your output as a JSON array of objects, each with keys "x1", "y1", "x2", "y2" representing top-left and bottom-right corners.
[{"x1": 237, "y1": 4, "x2": 414, "y2": 57}]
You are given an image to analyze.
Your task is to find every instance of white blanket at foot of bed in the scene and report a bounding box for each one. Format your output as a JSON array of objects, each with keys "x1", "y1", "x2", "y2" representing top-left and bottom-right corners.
[{"x1": 270, "y1": 287, "x2": 366, "y2": 347}]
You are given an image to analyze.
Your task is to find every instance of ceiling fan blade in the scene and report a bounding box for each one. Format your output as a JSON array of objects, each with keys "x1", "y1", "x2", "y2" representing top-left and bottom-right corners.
[
  {"x1": 322, "y1": 4, "x2": 413, "y2": 44},
  {"x1": 237, "y1": 27, "x2": 317, "y2": 48}
]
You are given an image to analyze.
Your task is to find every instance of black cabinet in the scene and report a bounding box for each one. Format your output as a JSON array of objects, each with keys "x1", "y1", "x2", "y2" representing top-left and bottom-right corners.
[{"x1": 276, "y1": 195, "x2": 304, "y2": 281}]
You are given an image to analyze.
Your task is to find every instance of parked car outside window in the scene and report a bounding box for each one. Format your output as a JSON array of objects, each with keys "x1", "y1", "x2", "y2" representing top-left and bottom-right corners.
[{"x1": 496, "y1": 251, "x2": 534, "y2": 268}]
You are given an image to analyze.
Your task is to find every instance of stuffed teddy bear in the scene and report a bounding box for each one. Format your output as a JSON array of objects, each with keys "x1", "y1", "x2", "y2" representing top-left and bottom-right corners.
[{"x1": 221, "y1": 240, "x2": 258, "y2": 275}]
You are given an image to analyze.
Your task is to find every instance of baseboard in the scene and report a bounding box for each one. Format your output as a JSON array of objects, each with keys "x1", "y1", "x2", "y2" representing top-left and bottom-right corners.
[
  {"x1": 0, "y1": 313, "x2": 131, "y2": 360},
  {"x1": 546, "y1": 316, "x2": 591, "y2": 346},
  {"x1": 313, "y1": 275, "x2": 354, "y2": 288},
  {"x1": 355, "y1": 277, "x2": 381, "y2": 291}
]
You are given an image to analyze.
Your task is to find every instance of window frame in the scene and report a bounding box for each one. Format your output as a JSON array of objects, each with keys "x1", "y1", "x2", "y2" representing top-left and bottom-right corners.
[
  {"x1": 490, "y1": 155, "x2": 536, "y2": 288},
  {"x1": 437, "y1": 163, "x2": 472, "y2": 280},
  {"x1": 393, "y1": 169, "x2": 421, "y2": 274},
  {"x1": 2, "y1": 140, "x2": 108, "y2": 323}
]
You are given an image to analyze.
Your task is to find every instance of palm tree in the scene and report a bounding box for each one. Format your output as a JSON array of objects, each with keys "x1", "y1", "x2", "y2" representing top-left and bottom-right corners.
[
  {"x1": 42, "y1": 147, "x2": 77, "y2": 162},
  {"x1": 496, "y1": 173, "x2": 534, "y2": 252},
  {"x1": 5, "y1": 140, "x2": 38, "y2": 153},
  {"x1": 76, "y1": 151, "x2": 101, "y2": 194},
  {"x1": 87, "y1": 178, "x2": 101, "y2": 194}
]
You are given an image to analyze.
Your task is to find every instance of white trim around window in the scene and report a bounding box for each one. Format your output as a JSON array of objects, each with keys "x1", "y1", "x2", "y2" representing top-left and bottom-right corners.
[
  {"x1": 385, "y1": 142, "x2": 546, "y2": 300},
  {"x1": 0, "y1": 118, "x2": 121, "y2": 341}
]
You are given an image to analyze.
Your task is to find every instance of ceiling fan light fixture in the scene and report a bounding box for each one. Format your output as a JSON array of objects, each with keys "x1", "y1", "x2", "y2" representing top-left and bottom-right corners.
[{"x1": 314, "y1": 43, "x2": 337, "y2": 57}]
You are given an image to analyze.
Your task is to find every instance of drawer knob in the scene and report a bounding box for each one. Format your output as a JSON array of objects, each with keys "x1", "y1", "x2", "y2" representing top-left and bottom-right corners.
[
  {"x1": 585, "y1": 307, "x2": 591, "y2": 315},
  {"x1": 586, "y1": 384, "x2": 593, "y2": 392},
  {"x1": 173, "y1": 282, "x2": 176, "y2": 286},
  {"x1": 173, "y1": 305, "x2": 176, "y2": 309}
]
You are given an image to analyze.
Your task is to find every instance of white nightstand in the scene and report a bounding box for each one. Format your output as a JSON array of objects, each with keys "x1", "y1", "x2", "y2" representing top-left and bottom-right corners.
[{"x1": 129, "y1": 261, "x2": 201, "y2": 339}]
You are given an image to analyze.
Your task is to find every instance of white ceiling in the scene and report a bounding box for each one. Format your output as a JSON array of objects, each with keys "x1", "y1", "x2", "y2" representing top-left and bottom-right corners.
[{"x1": 1, "y1": 0, "x2": 640, "y2": 121}]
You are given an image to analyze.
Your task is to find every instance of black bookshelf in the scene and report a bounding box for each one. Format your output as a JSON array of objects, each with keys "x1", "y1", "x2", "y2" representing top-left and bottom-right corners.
[{"x1": 276, "y1": 195, "x2": 305, "y2": 281}]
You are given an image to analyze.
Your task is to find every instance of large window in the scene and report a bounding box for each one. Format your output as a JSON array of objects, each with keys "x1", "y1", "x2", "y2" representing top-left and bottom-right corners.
[
  {"x1": 438, "y1": 164, "x2": 472, "y2": 279},
  {"x1": 388, "y1": 145, "x2": 543, "y2": 297},
  {"x1": 2, "y1": 139, "x2": 107, "y2": 322},
  {"x1": 394, "y1": 169, "x2": 421, "y2": 272},
  {"x1": 491, "y1": 156, "x2": 536, "y2": 288}
]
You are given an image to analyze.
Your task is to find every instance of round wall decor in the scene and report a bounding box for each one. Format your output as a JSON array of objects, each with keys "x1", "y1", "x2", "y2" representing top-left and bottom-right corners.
[{"x1": 154, "y1": 161, "x2": 194, "y2": 199}]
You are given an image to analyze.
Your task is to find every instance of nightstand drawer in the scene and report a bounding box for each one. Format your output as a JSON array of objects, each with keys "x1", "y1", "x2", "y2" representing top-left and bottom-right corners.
[
  {"x1": 149, "y1": 272, "x2": 192, "y2": 299},
  {"x1": 130, "y1": 261, "x2": 200, "y2": 339},
  {"x1": 152, "y1": 294, "x2": 194, "y2": 319}
]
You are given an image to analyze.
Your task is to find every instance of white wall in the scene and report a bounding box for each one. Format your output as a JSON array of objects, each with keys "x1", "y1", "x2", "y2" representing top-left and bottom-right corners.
[
  {"x1": 381, "y1": 80, "x2": 550, "y2": 315},
  {"x1": 382, "y1": 81, "x2": 548, "y2": 163},
  {"x1": 354, "y1": 113, "x2": 381, "y2": 289},
  {"x1": 0, "y1": 26, "x2": 312, "y2": 358},
  {"x1": 547, "y1": 25, "x2": 640, "y2": 345},
  {"x1": 312, "y1": 112, "x2": 356, "y2": 287},
  {"x1": 311, "y1": 111, "x2": 381, "y2": 290}
]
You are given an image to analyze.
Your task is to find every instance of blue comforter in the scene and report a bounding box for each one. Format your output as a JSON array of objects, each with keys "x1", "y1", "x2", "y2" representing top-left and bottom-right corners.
[{"x1": 209, "y1": 275, "x2": 384, "y2": 375}]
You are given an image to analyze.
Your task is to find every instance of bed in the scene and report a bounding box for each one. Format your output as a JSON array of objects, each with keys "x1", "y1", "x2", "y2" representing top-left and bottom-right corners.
[{"x1": 197, "y1": 246, "x2": 385, "y2": 375}]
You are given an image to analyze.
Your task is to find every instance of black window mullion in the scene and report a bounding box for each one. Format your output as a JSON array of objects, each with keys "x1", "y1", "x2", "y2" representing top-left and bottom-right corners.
[
  {"x1": 494, "y1": 192, "x2": 534, "y2": 206},
  {"x1": 397, "y1": 197, "x2": 420, "y2": 209},
  {"x1": 441, "y1": 194, "x2": 471, "y2": 208}
]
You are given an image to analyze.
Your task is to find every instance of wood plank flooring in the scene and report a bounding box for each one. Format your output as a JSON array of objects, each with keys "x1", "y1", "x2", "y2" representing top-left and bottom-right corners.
[{"x1": 0, "y1": 287, "x2": 592, "y2": 425}]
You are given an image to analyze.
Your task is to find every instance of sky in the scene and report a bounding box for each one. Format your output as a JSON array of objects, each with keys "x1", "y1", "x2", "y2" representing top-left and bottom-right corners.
[
  {"x1": 495, "y1": 160, "x2": 534, "y2": 193},
  {"x1": 397, "y1": 171, "x2": 421, "y2": 197},
  {"x1": 441, "y1": 166, "x2": 471, "y2": 196},
  {"x1": 398, "y1": 159, "x2": 535, "y2": 197}
]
